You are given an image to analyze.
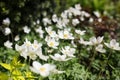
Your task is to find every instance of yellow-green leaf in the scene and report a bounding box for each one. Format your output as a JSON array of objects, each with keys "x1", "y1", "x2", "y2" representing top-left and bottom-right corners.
[{"x1": 0, "y1": 63, "x2": 11, "y2": 70}]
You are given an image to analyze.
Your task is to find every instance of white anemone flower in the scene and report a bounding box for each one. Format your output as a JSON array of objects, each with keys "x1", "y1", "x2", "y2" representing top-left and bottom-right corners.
[
  {"x1": 15, "y1": 44, "x2": 28, "y2": 59},
  {"x1": 79, "y1": 38, "x2": 92, "y2": 45},
  {"x1": 104, "y1": 39, "x2": 120, "y2": 50},
  {"x1": 94, "y1": 11, "x2": 100, "y2": 18},
  {"x1": 4, "y1": 40, "x2": 13, "y2": 49},
  {"x1": 43, "y1": 18, "x2": 51, "y2": 26},
  {"x1": 52, "y1": 14, "x2": 58, "y2": 22},
  {"x1": 95, "y1": 44, "x2": 106, "y2": 53},
  {"x1": 89, "y1": 36, "x2": 104, "y2": 45},
  {"x1": 50, "y1": 53, "x2": 71, "y2": 61},
  {"x1": 58, "y1": 29, "x2": 74, "y2": 39},
  {"x1": 4, "y1": 27, "x2": 11, "y2": 35},
  {"x1": 72, "y1": 19, "x2": 80, "y2": 26},
  {"x1": 75, "y1": 4, "x2": 81, "y2": 10},
  {"x1": 23, "y1": 26, "x2": 31, "y2": 34},
  {"x1": 30, "y1": 61, "x2": 56, "y2": 77},
  {"x1": 75, "y1": 30, "x2": 86, "y2": 35},
  {"x1": 61, "y1": 46, "x2": 76, "y2": 57},
  {"x1": 45, "y1": 27, "x2": 57, "y2": 37},
  {"x1": 14, "y1": 35, "x2": 20, "y2": 41},
  {"x1": 3, "y1": 18, "x2": 10, "y2": 26},
  {"x1": 45, "y1": 36, "x2": 59, "y2": 49},
  {"x1": 35, "y1": 26, "x2": 44, "y2": 38}
]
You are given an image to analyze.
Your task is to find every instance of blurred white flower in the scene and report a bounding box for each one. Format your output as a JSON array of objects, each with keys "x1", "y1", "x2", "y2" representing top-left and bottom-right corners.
[
  {"x1": 104, "y1": 39, "x2": 120, "y2": 50},
  {"x1": 45, "y1": 27, "x2": 57, "y2": 37},
  {"x1": 35, "y1": 26, "x2": 44, "y2": 38},
  {"x1": 61, "y1": 46, "x2": 76, "y2": 57},
  {"x1": 75, "y1": 30, "x2": 86, "y2": 35},
  {"x1": 30, "y1": 61, "x2": 56, "y2": 77},
  {"x1": 58, "y1": 29, "x2": 74, "y2": 39},
  {"x1": 90, "y1": 36, "x2": 104, "y2": 45},
  {"x1": 23, "y1": 26, "x2": 31, "y2": 34},
  {"x1": 75, "y1": 4, "x2": 81, "y2": 10},
  {"x1": 52, "y1": 14, "x2": 58, "y2": 22},
  {"x1": 14, "y1": 35, "x2": 20, "y2": 41},
  {"x1": 98, "y1": 18, "x2": 102, "y2": 22},
  {"x1": 50, "y1": 53, "x2": 71, "y2": 61},
  {"x1": 2, "y1": 18, "x2": 10, "y2": 26},
  {"x1": 79, "y1": 38, "x2": 92, "y2": 45},
  {"x1": 94, "y1": 11, "x2": 100, "y2": 18},
  {"x1": 43, "y1": 18, "x2": 51, "y2": 26},
  {"x1": 36, "y1": 19, "x2": 40, "y2": 24},
  {"x1": 71, "y1": 40, "x2": 77, "y2": 47},
  {"x1": 95, "y1": 44, "x2": 106, "y2": 53},
  {"x1": 16, "y1": 39, "x2": 49, "y2": 60},
  {"x1": 89, "y1": 18, "x2": 94, "y2": 23},
  {"x1": 72, "y1": 19, "x2": 80, "y2": 26},
  {"x1": 4, "y1": 40, "x2": 13, "y2": 49},
  {"x1": 80, "y1": 16, "x2": 84, "y2": 21},
  {"x1": 4, "y1": 27, "x2": 11, "y2": 35},
  {"x1": 84, "y1": 12, "x2": 90, "y2": 17},
  {"x1": 45, "y1": 36, "x2": 59, "y2": 49},
  {"x1": 15, "y1": 44, "x2": 28, "y2": 59}
]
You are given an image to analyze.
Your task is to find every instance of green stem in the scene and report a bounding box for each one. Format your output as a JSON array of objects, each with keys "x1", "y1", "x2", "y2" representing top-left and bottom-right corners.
[
  {"x1": 85, "y1": 46, "x2": 97, "y2": 80},
  {"x1": 97, "y1": 49, "x2": 112, "y2": 80}
]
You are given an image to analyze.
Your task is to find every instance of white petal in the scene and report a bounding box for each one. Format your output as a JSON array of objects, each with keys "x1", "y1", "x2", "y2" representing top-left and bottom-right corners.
[{"x1": 33, "y1": 61, "x2": 41, "y2": 70}]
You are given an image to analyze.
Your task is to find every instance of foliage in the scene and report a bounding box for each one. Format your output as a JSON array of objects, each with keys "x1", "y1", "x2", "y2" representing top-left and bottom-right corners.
[{"x1": 0, "y1": 0, "x2": 120, "y2": 80}]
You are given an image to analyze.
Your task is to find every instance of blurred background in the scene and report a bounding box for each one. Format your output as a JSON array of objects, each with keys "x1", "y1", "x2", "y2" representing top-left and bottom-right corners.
[{"x1": 0, "y1": 0, "x2": 120, "y2": 45}]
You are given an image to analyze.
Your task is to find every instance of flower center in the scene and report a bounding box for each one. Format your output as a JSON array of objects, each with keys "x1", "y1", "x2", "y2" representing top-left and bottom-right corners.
[
  {"x1": 63, "y1": 34, "x2": 68, "y2": 39},
  {"x1": 40, "y1": 67, "x2": 46, "y2": 72},
  {"x1": 49, "y1": 42, "x2": 54, "y2": 47}
]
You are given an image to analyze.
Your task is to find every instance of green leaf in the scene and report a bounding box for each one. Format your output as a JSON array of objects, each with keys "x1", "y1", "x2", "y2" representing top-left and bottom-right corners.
[
  {"x1": 0, "y1": 63, "x2": 11, "y2": 70},
  {"x1": 0, "y1": 73, "x2": 9, "y2": 80}
]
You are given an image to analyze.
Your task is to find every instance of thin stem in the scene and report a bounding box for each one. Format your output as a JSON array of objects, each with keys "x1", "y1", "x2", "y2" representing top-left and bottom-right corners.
[
  {"x1": 84, "y1": 46, "x2": 97, "y2": 80},
  {"x1": 97, "y1": 49, "x2": 112, "y2": 80}
]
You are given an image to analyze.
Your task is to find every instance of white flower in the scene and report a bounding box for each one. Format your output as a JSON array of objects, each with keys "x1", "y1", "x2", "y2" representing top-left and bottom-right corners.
[
  {"x1": 52, "y1": 14, "x2": 58, "y2": 22},
  {"x1": 35, "y1": 26, "x2": 44, "y2": 38},
  {"x1": 23, "y1": 26, "x2": 31, "y2": 34},
  {"x1": 104, "y1": 39, "x2": 120, "y2": 50},
  {"x1": 36, "y1": 19, "x2": 40, "y2": 24},
  {"x1": 75, "y1": 4, "x2": 81, "y2": 10},
  {"x1": 84, "y1": 12, "x2": 90, "y2": 17},
  {"x1": 71, "y1": 40, "x2": 77, "y2": 47},
  {"x1": 4, "y1": 40, "x2": 13, "y2": 49},
  {"x1": 95, "y1": 44, "x2": 106, "y2": 53},
  {"x1": 79, "y1": 38, "x2": 92, "y2": 45},
  {"x1": 16, "y1": 39, "x2": 49, "y2": 60},
  {"x1": 94, "y1": 11, "x2": 100, "y2": 18},
  {"x1": 72, "y1": 19, "x2": 80, "y2": 26},
  {"x1": 15, "y1": 44, "x2": 28, "y2": 59},
  {"x1": 3, "y1": 18, "x2": 10, "y2": 26},
  {"x1": 58, "y1": 29, "x2": 74, "y2": 39},
  {"x1": 98, "y1": 18, "x2": 102, "y2": 22},
  {"x1": 14, "y1": 35, "x2": 20, "y2": 41},
  {"x1": 45, "y1": 36, "x2": 59, "y2": 49},
  {"x1": 75, "y1": 30, "x2": 86, "y2": 35},
  {"x1": 61, "y1": 46, "x2": 76, "y2": 57},
  {"x1": 50, "y1": 53, "x2": 71, "y2": 61},
  {"x1": 89, "y1": 36, "x2": 104, "y2": 45},
  {"x1": 43, "y1": 18, "x2": 51, "y2": 26},
  {"x1": 4, "y1": 27, "x2": 11, "y2": 35},
  {"x1": 89, "y1": 18, "x2": 94, "y2": 23},
  {"x1": 45, "y1": 27, "x2": 57, "y2": 37},
  {"x1": 80, "y1": 16, "x2": 84, "y2": 21},
  {"x1": 30, "y1": 61, "x2": 56, "y2": 77}
]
